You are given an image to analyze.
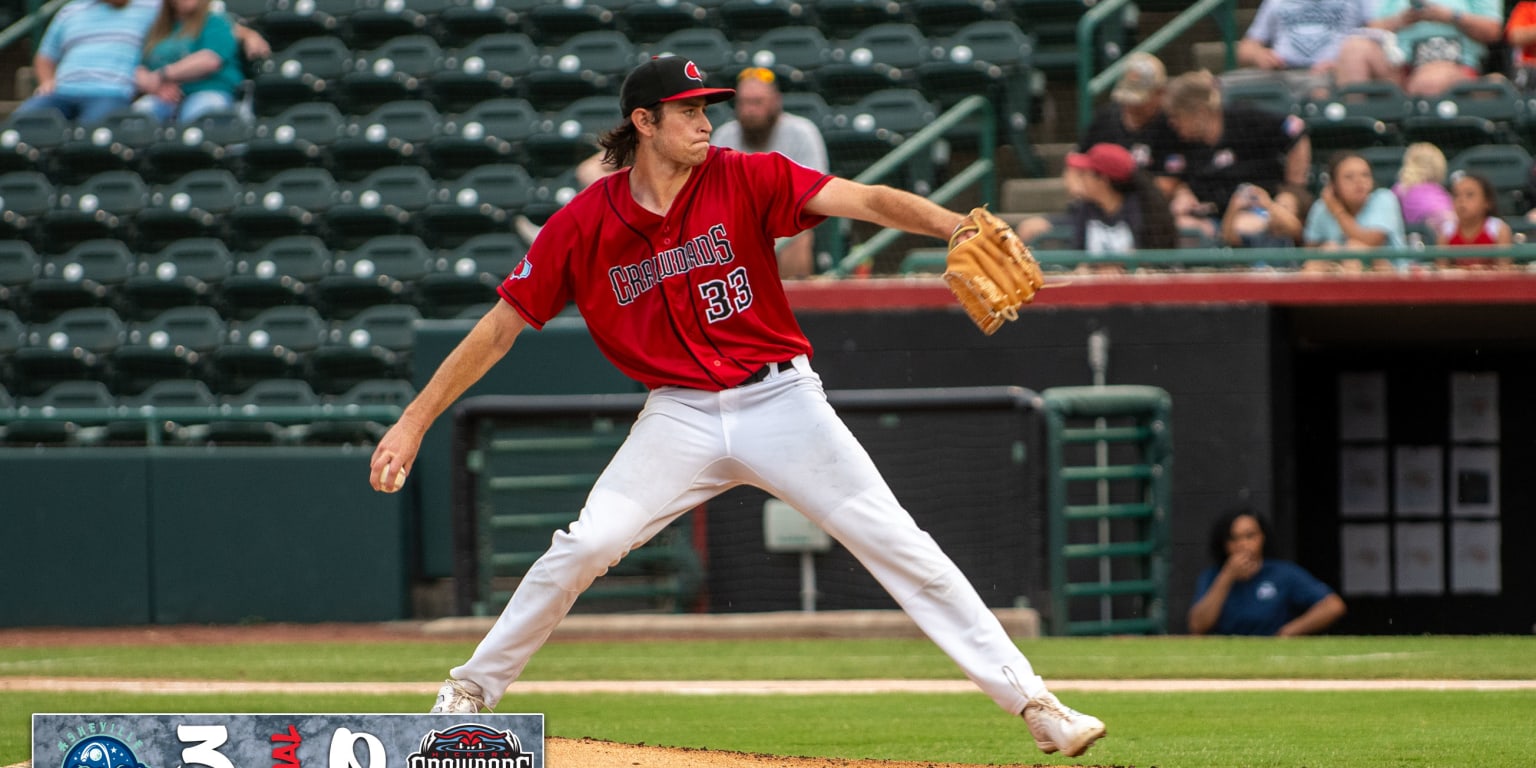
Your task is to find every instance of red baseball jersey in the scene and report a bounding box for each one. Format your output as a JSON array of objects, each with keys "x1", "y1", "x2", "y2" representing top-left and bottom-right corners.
[{"x1": 498, "y1": 147, "x2": 833, "y2": 390}]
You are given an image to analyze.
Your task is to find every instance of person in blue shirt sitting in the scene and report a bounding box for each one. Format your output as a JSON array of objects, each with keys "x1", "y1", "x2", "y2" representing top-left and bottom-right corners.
[{"x1": 1189, "y1": 510, "x2": 1347, "y2": 636}]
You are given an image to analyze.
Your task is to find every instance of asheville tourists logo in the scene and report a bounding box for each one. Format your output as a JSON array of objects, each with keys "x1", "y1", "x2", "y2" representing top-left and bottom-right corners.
[
  {"x1": 61, "y1": 736, "x2": 151, "y2": 768},
  {"x1": 409, "y1": 725, "x2": 533, "y2": 768}
]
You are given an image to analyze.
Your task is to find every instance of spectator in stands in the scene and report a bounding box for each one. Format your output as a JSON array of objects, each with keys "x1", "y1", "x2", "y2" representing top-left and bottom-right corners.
[
  {"x1": 1393, "y1": 142, "x2": 1455, "y2": 234},
  {"x1": 1078, "y1": 52, "x2": 1176, "y2": 171},
  {"x1": 17, "y1": 0, "x2": 268, "y2": 125},
  {"x1": 711, "y1": 67, "x2": 830, "y2": 278},
  {"x1": 1508, "y1": 0, "x2": 1536, "y2": 88},
  {"x1": 1228, "y1": 0, "x2": 1376, "y2": 100},
  {"x1": 1303, "y1": 151, "x2": 1408, "y2": 271},
  {"x1": 1435, "y1": 172, "x2": 1514, "y2": 268},
  {"x1": 1221, "y1": 182, "x2": 1312, "y2": 249},
  {"x1": 1189, "y1": 510, "x2": 1347, "y2": 636},
  {"x1": 1155, "y1": 70, "x2": 1312, "y2": 238},
  {"x1": 132, "y1": 0, "x2": 245, "y2": 123},
  {"x1": 1056, "y1": 143, "x2": 1177, "y2": 262},
  {"x1": 1333, "y1": 0, "x2": 1504, "y2": 97}
]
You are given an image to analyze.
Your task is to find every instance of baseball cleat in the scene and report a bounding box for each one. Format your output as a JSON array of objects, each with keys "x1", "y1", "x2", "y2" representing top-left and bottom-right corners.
[
  {"x1": 430, "y1": 678, "x2": 487, "y2": 714},
  {"x1": 1022, "y1": 691, "x2": 1106, "y2": 757}
]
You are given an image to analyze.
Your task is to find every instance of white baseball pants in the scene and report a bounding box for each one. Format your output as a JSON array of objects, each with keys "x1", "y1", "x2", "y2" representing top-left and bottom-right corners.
[{"x1": 452, "y1": 356, "x2": 1047, "y2": 714}]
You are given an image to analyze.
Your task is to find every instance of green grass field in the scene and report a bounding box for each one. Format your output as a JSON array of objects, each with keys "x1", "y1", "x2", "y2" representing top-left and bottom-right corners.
[{"x1": 4, "y1": 635, "x2": 1534, "y2": 767}]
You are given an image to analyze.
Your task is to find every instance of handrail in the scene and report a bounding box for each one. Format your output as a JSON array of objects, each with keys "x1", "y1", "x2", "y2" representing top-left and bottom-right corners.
[
  {"x1": 1077, "y1": 0, "x2": 1238, "y2": 134},
  {"x1": 826, "y1": 94, "x2": 996, "y2": 277},
  {"x1": 0, "y1": 405, "x2": 404, "y2": 445}
]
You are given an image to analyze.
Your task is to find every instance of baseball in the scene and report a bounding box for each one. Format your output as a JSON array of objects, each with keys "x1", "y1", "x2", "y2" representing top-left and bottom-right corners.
[{"x1": 392, "y1": 467, "x2": 407, "y2": 491}]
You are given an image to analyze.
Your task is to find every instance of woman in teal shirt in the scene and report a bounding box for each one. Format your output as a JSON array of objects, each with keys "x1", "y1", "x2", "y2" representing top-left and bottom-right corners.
[{"x1": 132, "y1": 0, "x2": 243, "y2": 123}]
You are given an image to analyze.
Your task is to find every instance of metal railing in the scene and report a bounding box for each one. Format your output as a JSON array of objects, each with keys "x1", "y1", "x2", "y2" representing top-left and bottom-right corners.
[
  {"x1": 0, "y1": 405, "x2": 404, "y2": 446},
  {"x1": 1078, "y1": 0, "x2": 1239, "y2": 134},
  {"x1": 826, "y1": 94, "x2": 997, "y2": 276}
]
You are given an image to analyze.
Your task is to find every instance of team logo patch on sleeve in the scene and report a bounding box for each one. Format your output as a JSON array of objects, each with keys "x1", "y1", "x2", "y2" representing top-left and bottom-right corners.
[{"x1": 510, "y1": 257, "x2": 532, "y2": 280}]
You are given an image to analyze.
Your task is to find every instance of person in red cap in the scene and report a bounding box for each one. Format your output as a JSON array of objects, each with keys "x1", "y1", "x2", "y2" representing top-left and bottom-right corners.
[
  {"x1": 372, "y1": 55, "x2": 1107, "y2": 759},
  {"x1": 1052, "y1": 143, "x2": 1177, "y2": 264}
]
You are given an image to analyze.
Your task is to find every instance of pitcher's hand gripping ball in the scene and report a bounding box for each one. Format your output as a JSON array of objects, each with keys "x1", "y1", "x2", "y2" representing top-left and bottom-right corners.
[{"x1": 943, "y1": 207, "x2": 1045, "y2": 334}]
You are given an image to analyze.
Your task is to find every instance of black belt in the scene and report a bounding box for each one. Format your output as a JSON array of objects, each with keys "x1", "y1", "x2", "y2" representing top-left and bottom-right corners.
[{"x1": 737, "y1": 360, "x2": 791, "y2": 387}]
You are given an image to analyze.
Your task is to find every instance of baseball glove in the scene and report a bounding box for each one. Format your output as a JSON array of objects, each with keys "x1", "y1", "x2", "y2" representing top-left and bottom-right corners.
[{"x1": 943, "y1": 207, "x2": 1045, "y2": 335}]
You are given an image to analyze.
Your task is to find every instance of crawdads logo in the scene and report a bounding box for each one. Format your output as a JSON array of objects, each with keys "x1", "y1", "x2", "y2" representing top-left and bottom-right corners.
[{"x1": 408, "y1": 725, "x2": 532, "y2": 768}]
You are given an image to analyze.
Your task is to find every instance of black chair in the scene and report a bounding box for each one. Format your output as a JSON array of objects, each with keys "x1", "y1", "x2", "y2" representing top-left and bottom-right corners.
[
  {"x1": 0, "y1": 307, "x2": 24, "y2": 390},
  {"x1": 734, "y1": 25, "x2": 831, "y2": 92},
  {"x1": 822, "y1": 89, "x2": 939, "y2": 186},
  {"x1": 415, "y1": 230, "x2": 528, "y2": 318},
  {"x1": 135, "y1": 169, "x2": 242, "y2": 252},
  {"x1": 1403, "y1": 79, "x2": 1523, "y2": 160},
  {"x1": 314, "y1": 234, "x2": 434, "y2": 318},
  {"x1": 257, "y1": 0, "x2": 356, "y2": 52},
  {"x1": 109, "y1": 378, "x2": 220, "y2": 444},
  {"x1": 1449, "y1": 144, "x2": 1536, "y2": 217},
  {"x1": 523, "y1": 95, "x2": 620, "y2": 177},
  {"x1": 523, "y1": 167, "x2": 583, "y2": 224},
  {"x1": 0, "y1": 108, "x2": 70, "y2": 175},
  {"x1": 41, "y1": 169, "x2": 150, "y2": 253},
  {"x1": 12, "y1": 307, "x2": 127, "y2": 396},
  {"x1": 28, "y1": 239, "x2": 136, "y2": 322},
  {"x1": 227, "y1": 167, "x2": 342, "y2": 250},
  {"x1": 0, "y1": 170, "x2": 56, "y2": 245},
  {"x1": 3, "y1": 380, "x2": 117, "y2": 446},
  {"x1": 430, "y1": 32, "x2": 540, "y2": 114},
  {"x1": 323, "y1": 164, "x2": 438, "y2": 249},
  {"x1": 345, "y1": 0, "x2": 454, "y2": 50},
  {"x1": 816, "y1": 23, "x2": 930, "y2": 105},
  {"x1": 435, "y1": 0, "x2": 517, "y2": 48},
  {"x1": 0, "y1": 240, "x2": 39, "y2": 319},
  {"x1": 909, "y1": 0, "x2": 1007, "y2": 37},
  {"x1": 243, "y1": 101, "x2": 348, "y2": 181},
  {"x1": 221, "y1": 235, "x2": 333, "y2": 319},
  {"x1": 621, "y1": 0, "x2": 707, "y2": 43},
  {"x1": 523, "y1": 0, "x2": 617, "y2": 45},
  {"x1": 1303, "y1": 81, "x2": 1412, "y2": 153},
  {"x1": 914, "y1": 19, "x2": 1037, "y2": 151},
  {"x1": 142, "y1": 109, "x2": 255, "y2": 182},
  {"x1": 111, "y1": 305, "x2": 228, "y2": 395},
  {"x1": 716, "y1": 0, "x2": 814, "y2": 43},
  {"x1": 206, "y1": 377, "x2": 323, "y2": 443},
  {"x1": 417, "y1": 163, "x2": 532, "y2": 249},
  {"x1": 121, "y1": 238, "x2": 234, "y2": 320},
  {"x1": 336, "y1": 35, "x2": 445, "y2": 115},
  {"x1": 251, "y1": 36, "x2": 354, "y2": 116},
  {"x1": 327, "y1": 100, "x2": 443, "y2": 182},
  {"x1": 51, "y1": 108, "x2": 162, "y2": 185},
  {"x1": 521, "y1": 29, "x2": 639, "y2": 111},
  {"x1": 425, "y1": 97, "x2": 539, "y2": 179},
  {"x1": 814, "y1": 0, "x2": 909, "y2": 39},
  {"x1": 308, "y1": 302, "x2": 419, "y2": 393},
  {"x1": 210, "y1": 305, "x2": 330, "y2": 393},
  {"x1": 643, "y1": 28, "x2": 738, "y2": 87},
  {"x1": 304, "y1": 377, "x2": 415, "y2": 445}
]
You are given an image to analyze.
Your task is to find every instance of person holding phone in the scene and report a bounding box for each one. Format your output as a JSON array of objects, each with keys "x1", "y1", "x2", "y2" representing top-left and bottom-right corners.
[{"x1": 1334, "y1": 0, "x2": 1504, "y2": 96}]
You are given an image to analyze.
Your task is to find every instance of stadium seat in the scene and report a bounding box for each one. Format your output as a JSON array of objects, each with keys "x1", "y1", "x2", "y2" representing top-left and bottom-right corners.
[
  {"x1": 416, "y1": 231, "x2": 529, "y2": 318},
  {"x1": 327, "y1": 100, "x2": 443, "y2": 182},
  {"x1": 1402, "y1": 79, "x2": 1522, "y2": 159},
  {"x1": 111, "y1": 304, "x2": 228, "y2": 394},
  {"x1": 336, "y1": 35, "x2": 445, "y2": 115},
  {"x1": 41, "y1": 169, "x2": 150, "y2": 253},
  {"x1": 915, "y1": 19, "x2": 1036, "y2": 151},
  {"x1": 1449, "y1": 144, "x2": 1535, "y2": 216},
  {"x1": 909, "y1": 0, "x2": 1007, "y2": 37},
  {"x1": 121, "y1": 238, "x2": 234, "y2": 320},
  {"x1": 314, "y1": 233, "x2": 434, "y2": 318},
  {"x1": 0, "y1": 107, "x2": 69, "y2": 176},
  {"x1": 0, "y1": 307, "x2": 23, "y2": 389},
  {"x1": 430, "y1": 32, "x2": 540, "y2": 115},
  {"x1": 323, "y1": 165, "x2": 438, "y2": 249},
  {"x1": 822, "y1": 89, "x2": 939, "y2": 186},
  {"x1": 1355, "y1": 145, "x2": 1406, "y2": 192},
  {"x1": 737, "y1": 26, "x2": 830, "y2": 92},
  {"x1": 417, "y1": 163, "x2": 533, "y2": 250},
  {"x1": 109, "y1": 378, "x2": 220, "y2": 445},
  {"x1": 434, "y1": 0, "x2": 518, "y2": 49},
  {"x1": 257, "y1": 0, "x2": 356, "y2": 52},
  {"x1": 779, "y1": 90, "x2": 833, "y2": 128},
  {"x1": 210, "y1": 305, "x2": 330, "y2": 393},
  {"x1": 50, "y1": 108, "x2": 161, "y2": 185},
  {"x1": 0, "y1": 240, "x2": 39, "y2": 319},
  {"x1": 242, "y1": 101, "x2": 348, "y2": 181},
  {"x1": 522, "y1": 167, "x2": 583, "y2": 224},
  {"x1": 251, "y1": 36, "x2": 354, "y2": 117},
  {"x1": 135, "y1": 169, "x2": 242, "y2": 253},
  {"x1": 304, "y1": 377, "x2": 416, "y2": 444},
  {"x1": 221, "y1": 235, "x2": 332, "y2": 319},
  {"x1": 520, "y1": 30, "x2": 639, "y2": 112},
  {"x1": 222, "y1": 0, "x2": 272, "y2": 25},
  {"x1": 643, "y1": 28, "x2": 738, "y2": 87},
  {"x1": 715, "y1": 0, "x2": 811, "y2": 43},
  {"x1": 523, "y1": 95, "x2": 621, "y2": 177},
  {"x1": 27, "y1": 239, "x2": 136, "y2": 322},
  {"x1": 1303, "y1": 81, "x2": 1412, "y2": 153},
  {"x1": 426, "y1": 97, "x2": 540, "y2": 178},
  {"x1": 1014, "y1": 0, "x2": 1133, "y2": 75},
  {"x1": 621, "y1": 0, "x2": 708, "y2": 43},
  {"x1": 814, "y1": 0, "x2": 910, "y2": 40},
  {"x1": 206, "y1": 377, "x2": 323, "y2": 443},
  {"x1": 0, "y1": 170, "x2": 56, "y2": 246},
  {"x1": 3, "y1": 379, "x2": 116, "y2": 446},
  {"x1": 12, "y1": 306, "x2": 127, "y2": 396},
  {"x1": 308, "y1": 302, "x2": 419, "y2": 393},
  {"x1": 816, "y1": 23, "x2": 931, "y2": 104},
  {"x1": 227, "y1": 167, "x2": 341, "y2": 250},
  {"x1": 1223, "y1": 78, "x2": 1301, "y2": 118},
  {"x1": 344, "y1": 0, "x2": 454, "y2": 50},
  {"x1": 141, "y1": 109, "x2": 255, "y2": 183},
  {"x1": 523, "y1": 0, "x2": 618, "y2": 45}
]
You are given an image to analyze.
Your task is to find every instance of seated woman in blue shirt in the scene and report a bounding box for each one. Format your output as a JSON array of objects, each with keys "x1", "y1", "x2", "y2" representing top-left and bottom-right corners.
[
  {"x1": 1189, "y1": 510, "x2": 1347, "y2": 636},
  {"x1": 132, "y1": 0, "x2": 244, "y2": 123}
]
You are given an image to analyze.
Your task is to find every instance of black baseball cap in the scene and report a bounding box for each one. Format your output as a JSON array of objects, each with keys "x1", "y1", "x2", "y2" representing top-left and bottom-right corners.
[{"x1": 619, "y1": 56, "x2": 735, "y2": 117}]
